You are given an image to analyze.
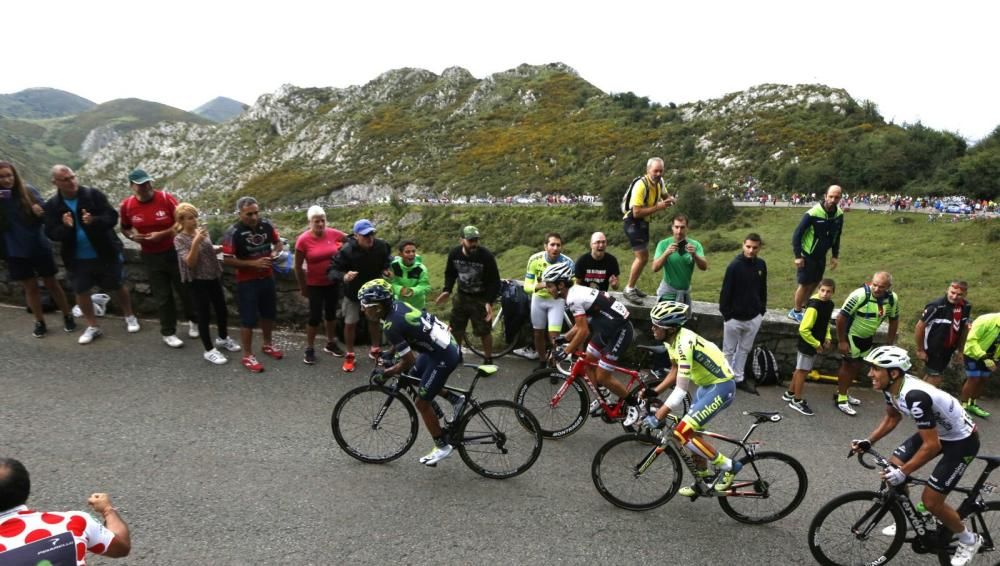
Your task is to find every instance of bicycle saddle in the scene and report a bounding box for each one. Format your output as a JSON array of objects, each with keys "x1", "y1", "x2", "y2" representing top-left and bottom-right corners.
[
  {"x1": 636, "y1": 344, "x2": 667, "y2": 354},
  {"x1": 744, "y1": 410, "x2": 782, "y2": 422},
  {"x1": 976, "y1": 455, "x2": 1000, "y2": 467},
  {"x1": 464, "y1": 363, "x2": 498, "y2": 377}
]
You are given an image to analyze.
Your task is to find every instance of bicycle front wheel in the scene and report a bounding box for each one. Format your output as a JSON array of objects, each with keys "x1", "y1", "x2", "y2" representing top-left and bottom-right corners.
[
  {"x1": 514, "y1": 369, "x2": 589, "y2": 439},
  {"x1": 591, "y1": 433, "x2": 682, "y2": 511},
  {"x1": 331, "y1": 385, "x2": 418, "y2": 464},
  {"x1": 465, "y1": 304, "x2": 522, "y2": 359},
  {"x1": 455, "y1": 400, "x2": 543, "y2": 479},
  {"x1": 936, "y1": 500, "x2": 1000, "y2": 565},
  {"x1": 717, "y1": 451, "x2": 808, "y2": 524},
  {"x1": 807, "y1": 490, "x2": 905, "y2": 566}
]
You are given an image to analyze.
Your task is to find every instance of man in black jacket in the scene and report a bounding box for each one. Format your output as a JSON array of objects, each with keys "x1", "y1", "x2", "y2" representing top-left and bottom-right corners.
[
  {"x1": 435, "y1": 226, "x2": 501, "y2": 363},
  {"x1": 43, "y1": 165, "x2": 139, "y2": 345},
  {"x1": 719, "y1": 233, "x2": 767, "y2": 394},
  {"x1": 328, "y1": 219, "x2": 392, "y2": 372}
]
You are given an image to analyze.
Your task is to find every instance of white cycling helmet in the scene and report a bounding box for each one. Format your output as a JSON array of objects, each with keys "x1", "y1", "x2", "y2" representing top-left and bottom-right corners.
[
  {"x1": 541, "y1": 262, "x2": 574, "y2": 283},
  {"x1": 864, "y1": 345, "x2": 912, "y2": 371},
  {"x1": 650, "y1": 300, "x2": 689, "y2": 328}
]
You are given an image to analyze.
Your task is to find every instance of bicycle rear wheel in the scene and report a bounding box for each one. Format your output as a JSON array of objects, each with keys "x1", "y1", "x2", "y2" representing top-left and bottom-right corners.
[
  {"x1": 807, "y1": 490, "x2": 905, "y2": 566},
  {"x1": 331, "y1": 385, "x2": 418, "y2": 464},
  {"x1": 456, "y1": 400, "x2": 543, "y2": 479},
  {"x1": 514, "y1": 369, "x2": 588, "y2": 439},
  {"x1": 717, "y1": 451, "x2": 808, "y2": 524},
  {"x1": 465, "y1": 304, "x2": 523, "y2": 359},
  {"x1": 591, "y1": 433, "x2": 682, "y2": 511}
]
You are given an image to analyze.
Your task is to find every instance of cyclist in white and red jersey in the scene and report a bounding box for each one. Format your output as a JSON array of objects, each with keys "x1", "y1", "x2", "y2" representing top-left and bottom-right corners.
[{"x1": 850, "y1": 346, "x2": 981, "y2": 566}]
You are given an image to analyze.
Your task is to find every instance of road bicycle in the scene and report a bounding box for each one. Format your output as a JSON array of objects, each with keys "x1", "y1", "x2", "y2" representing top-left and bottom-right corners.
[
  {"x1": 591, "y1": 410, "x2": 808, "y2": 524},
  {"x1": 331, "y1": 363, "x2": 544, "y2": 479},
  {"x1": 807, "y1": 446, "x2": 1000, "y2": 566},
  {"x1": 513, "y1": 344, "x2": 673, "y2": 439}
]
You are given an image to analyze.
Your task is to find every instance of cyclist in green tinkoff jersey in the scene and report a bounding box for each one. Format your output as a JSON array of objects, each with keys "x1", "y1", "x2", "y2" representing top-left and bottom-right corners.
[
  {"x1": 640, "y1": 301, "x2": 741, "y2": 495},
  {"x1": 849, "y1": 346, "x2": 981, "y2": 566},
  {"x1": 359, "y1": 279, "x2": 467, "y2": 466},
  {"x1": 541, "y1": 262, "x2": 642, "y2": 424},
  {"x1": 836, "y1": 271, "x2": 899, "y2": 416}
]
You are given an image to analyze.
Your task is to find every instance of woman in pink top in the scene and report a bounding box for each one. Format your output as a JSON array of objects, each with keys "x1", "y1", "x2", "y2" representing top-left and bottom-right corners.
[{"x1": 294, "y1": 205, "x2": 347, "y2": 364}]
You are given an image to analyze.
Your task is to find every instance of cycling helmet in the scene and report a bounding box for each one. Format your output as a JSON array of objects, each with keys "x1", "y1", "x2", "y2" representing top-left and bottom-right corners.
[
  {"x1": 541, "y1": 261, "x2": 574, "y2": 283},
  {"x1": 358, "y1": 279, "x2": 394, "y2": 307},
  {"x1": 863, "y1": 345, "x2": 912, "y2": 371},
  {"x1": 650, "y1": 300, "x2": 689, "y2": 328}
]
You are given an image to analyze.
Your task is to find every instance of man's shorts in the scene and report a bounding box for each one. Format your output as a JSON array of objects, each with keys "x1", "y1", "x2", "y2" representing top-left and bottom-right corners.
[
  {"x1": 5, "y1": 254, "x2": 57, "y2": 281},
  {"x1": 924, "y1": 347, "x2": 958, "y2": 376},
  {"x1": 795, "y1": 254, "x2": 826, "y2": 285},
  {"x1": 413, "y1": 344, "x2": 460, "y2": 401},
  {"x1": 623, "y1": 217, "x2": 650, "y2": 251},
  {"x1": 530, "y1": 295, "x2": 564, "y2": 332},
  {"x1": 341, "y1": 297, "x2": 362, "y2": 325},
  {"x1": 892, "y1": 431, "x2": 979, "y2": 493},
  {"x1": 70, "y1": 258, "x2": 125, "y2": 294},
  {"x1": 965, "y1": 358, "x2": 994, "y2": 378},
  {"x1": 236, "y1": 276, "x2": 277, "y2": 328},
  {"x1": 685, "y1": 380, "x2": 736, "y2": 429},
  {"x1": 450, "y1": 292, "x2": 491, "y2": 337},
  {"x1": 586, "y1": 321, "x2": 634, "y2": 371},
  {"x1": 842, "y1": 334, "x2": 874, "y2": 360},
  {"x1": 795, "y1": 351, "x2": 816, "y2": 371}
]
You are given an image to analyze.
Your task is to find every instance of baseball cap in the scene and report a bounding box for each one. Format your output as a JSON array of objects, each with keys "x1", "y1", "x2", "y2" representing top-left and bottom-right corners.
[
  {"x1": 128, "y1": 168, "x2": 154, "y2": 185},
  {"x1": 461, "y1": 225, "x2": 480, "y2": 240},
  {"x1": 353, "y1": 219, "x2": 376, "y2": 235}
]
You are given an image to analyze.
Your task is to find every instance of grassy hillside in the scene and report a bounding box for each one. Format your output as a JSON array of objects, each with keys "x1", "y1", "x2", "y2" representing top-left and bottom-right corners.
[
  {"x1": 55, "y1": 98, "x2": 212, "y2": 151},
  {"x1": 0, "y1": 88, "x2": 95, "y2": 119}
]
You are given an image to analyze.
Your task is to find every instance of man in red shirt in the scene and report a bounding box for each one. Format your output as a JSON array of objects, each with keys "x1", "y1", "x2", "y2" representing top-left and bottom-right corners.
[
  {"x1": 222, "y1": 196, "x2": 285, "y2": 373},
  {"x1": 0, "y1": 457, "x2": 131, "y2": 564},
  {"x1": 120, "y1": 169, "x2": 196, "y2": 348}
]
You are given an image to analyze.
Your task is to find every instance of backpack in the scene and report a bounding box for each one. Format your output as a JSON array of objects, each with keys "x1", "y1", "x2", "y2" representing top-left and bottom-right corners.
[
  {"x1": 620, "y1": 176, "x2": 645, "y2": 215},
  {"x1": 745, "y1": 345, "x2": 781, "y2": 386}
]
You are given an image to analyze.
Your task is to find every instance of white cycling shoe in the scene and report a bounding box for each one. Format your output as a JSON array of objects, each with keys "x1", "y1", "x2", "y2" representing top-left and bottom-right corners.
[{"x1": 419, "y1": 444, "x2": 454, "y2": 466}]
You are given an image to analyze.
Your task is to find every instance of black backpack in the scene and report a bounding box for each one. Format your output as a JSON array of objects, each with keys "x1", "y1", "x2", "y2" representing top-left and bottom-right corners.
[
  {"x1": 745, "y1": 345, "x2": 781, "y2": 386},
  {"x1": 620, "y1": 176, "x2": 645, "y2": 215}
]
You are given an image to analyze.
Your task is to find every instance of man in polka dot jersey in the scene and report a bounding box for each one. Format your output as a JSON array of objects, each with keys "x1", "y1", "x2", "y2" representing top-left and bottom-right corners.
[{"x1": 0, "y1": 457, "x2": 131, "y2": 564}]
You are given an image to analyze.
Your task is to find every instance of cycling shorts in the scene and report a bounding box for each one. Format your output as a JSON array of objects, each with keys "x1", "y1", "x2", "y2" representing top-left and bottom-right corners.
[
  {"x1": 413, "y1": 344, "x2": 460, "y2": 401},
  {"x1": 530, "y1": 295, "x2": 565, "y2": 332},
  {"x1": 586, "y1": 321, "x2": 634, "y2": 372},
  {"x1": 684, "y1": 380, "x2": 736, "y2": 429},
  {"x1": 842, "y1": 334, "x2": 874, "y2": 360},
  {"x1": 892, "y1": 430, "x2": 979, "y2": 494}
]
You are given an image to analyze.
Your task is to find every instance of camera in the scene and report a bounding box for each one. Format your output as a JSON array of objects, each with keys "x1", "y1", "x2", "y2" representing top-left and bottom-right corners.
[{"x1": 676, "y1": 239, "x2": 687, "y2": 255}]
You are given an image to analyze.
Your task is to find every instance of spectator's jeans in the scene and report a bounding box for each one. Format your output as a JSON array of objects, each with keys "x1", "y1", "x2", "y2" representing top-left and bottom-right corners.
[{"x1": 723, "y1": 315, "x2": 763, "y2": 382}]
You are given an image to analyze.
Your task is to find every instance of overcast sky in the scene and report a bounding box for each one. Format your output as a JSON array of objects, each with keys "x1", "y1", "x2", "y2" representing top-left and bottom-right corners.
[{"x1": 6, "y1": 1, "x2": 997, "y2": 141}]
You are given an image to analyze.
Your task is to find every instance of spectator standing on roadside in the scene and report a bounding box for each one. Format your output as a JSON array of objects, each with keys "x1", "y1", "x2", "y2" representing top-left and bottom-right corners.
[
  {"x1": 173, "y1": 203, "x2": 241, "y2": 365},
  {"x1": 915, "y1": 281, "x2": 971, "y2": 388},
  {"x1": 523, "y1": 232, "x2": 574, "y2": 368},
  {"x1": 784, "y1": 278, "x2": 836, "y2": 416},
  {"x1": 119, "y1": 168, "x2": 196, "y2": 348},
  {"x1": 574, "y1": 231, "x2": 620, "y2": 292},
  {"x1": 651, "y1": 213, "x2": 707, "y2": 307},
  {"x1": 0, "y1": 160, "x2": 75, "y2": 338},
  {"x1": 789, "y1": 185, "x2": 843, "y2": 322},
  {"x1": 622, "y1": 157, "x2": 676, "y2": 303},
  {"x1": 221, "y1": 196, "x2": 284, "y2": 373},
  {"x1": 294, "y1": 206, "x2": 347, "y2": 365},
  {"x1": 436, "y1": 226, "x2": 501, "y2": 364},
  {"x1": 960, "y1": 312, "x2": 1000, "y2": 418},
  {"x1": 43, "y1": 165, "x2": 141, "y2": 345},
  {"x1": 328, "y1": 219, "x2": 392, "y2": 372},
  {"x1": 0, "y1": 457, "x2": 131, "y2": 562},
  {"x1": 835, "y1": 271, "x2": 899, "y2": 416},
  {"x1": 719, "y1": 233, "x2": 767, "y2": 395},
  {"x1": 390, "y1": 240, "x2": 431, "y2": 309}
]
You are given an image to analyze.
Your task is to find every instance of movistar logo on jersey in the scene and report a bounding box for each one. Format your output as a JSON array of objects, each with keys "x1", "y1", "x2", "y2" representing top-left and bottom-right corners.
[{"x1": 403, "y1": 303, "x2": 424, "y2": 326}]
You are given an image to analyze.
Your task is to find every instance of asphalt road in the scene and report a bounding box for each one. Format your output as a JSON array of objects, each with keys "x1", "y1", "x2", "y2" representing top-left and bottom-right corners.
[{"x1": 3, "y1": 305, "x2": 998, "y2": 565}]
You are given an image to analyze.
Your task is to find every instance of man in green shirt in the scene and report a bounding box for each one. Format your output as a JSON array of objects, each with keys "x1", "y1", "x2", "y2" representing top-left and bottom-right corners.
[{"x1": 651, "y1": 213, "x2": 707, "y2": 307}]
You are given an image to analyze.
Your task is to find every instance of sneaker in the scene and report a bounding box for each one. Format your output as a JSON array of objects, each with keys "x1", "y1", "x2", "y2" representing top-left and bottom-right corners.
[
  {"x1": 32, "y1": 320, "x2": 47, "y2": 338},
  {"x1": 303, "y1": 347, "x2": 317, "y2": 365},
  {"x1": 633, "y1": 288, "x2": 648, "y2": 298},
  {"x1": 187, "y1": 321, "x2": 199, "y2": 339},
  {"x1": 419, "y1": 444, "x2": 454, "y2": 466},
  {"x1": 203, "y1": 348, "x2": 228, "y2": 365},
  {"x1": 78, "y1": 326, "x2": 102, "y2": 345},
  {"x1": 847, "y1": 394, "x2": 862, "y2": 406},
  {"x1": 513, "y1": 346, "x2": 539, "y2": 360},
  {"x1": 788, "y1": 398, "x2": 815, "y2": 416},
  {"x1": 261, "y1": 344, "x2": 284, "y2": 360},
  {"x1": 162, "y1": 335, "x2": 184, "y2": 348},
  {"x1": 781, "y1": 390, "x2": 795, "y2": 402},
  {"x1": 447, "y1": 395, "x2": 466, "y2": 424},
  {"x1": 368, "y1": 346, "x2": 381, "y2": 361},
  {"x1": 787, "y1": 308, "x2": 804, "y2": 323},
  {"x1": 342, "y1": 352, "x2": 356, "y2": 372},
  {"x1": 125, "y1": 315, "x2": 140, "y2": 333},
  {"x1": 241, "y1": 355, "x2": 264, "y2": 373},
  {"x1": 623, "y1": 288, "x2": 643, "y2": 303},
  {"x1": 715, "y1": 460, "x2": 743, "y2": 492},
  {"x1": 837, "y1": 401, "x2": 857, "y2": 416},
  {"x1": 215, "y1": 336, "x2": 241, "y2": 352},
  {"x1": 63, "y1": 314, "x2": 76, "y2": 332},
  {"x1": 323, "y1": 341, "x2": 345, "y2": 357},
  {"x1": 965, "y1": 402, "x2": 991, "y2": 418},
  {"x1": 950, "y1": 533, "x2": 983, "y2": 566}
]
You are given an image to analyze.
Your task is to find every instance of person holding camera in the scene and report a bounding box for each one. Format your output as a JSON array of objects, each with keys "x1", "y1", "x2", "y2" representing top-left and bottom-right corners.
[{"x1": 651, "y1": 213, "x2": 707, "y2": 307}]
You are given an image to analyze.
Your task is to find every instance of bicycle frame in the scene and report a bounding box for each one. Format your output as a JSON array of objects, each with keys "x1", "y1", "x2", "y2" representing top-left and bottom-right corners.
[{"x1": 551, "y1": 353, "x2": 645, "y2": 421}]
